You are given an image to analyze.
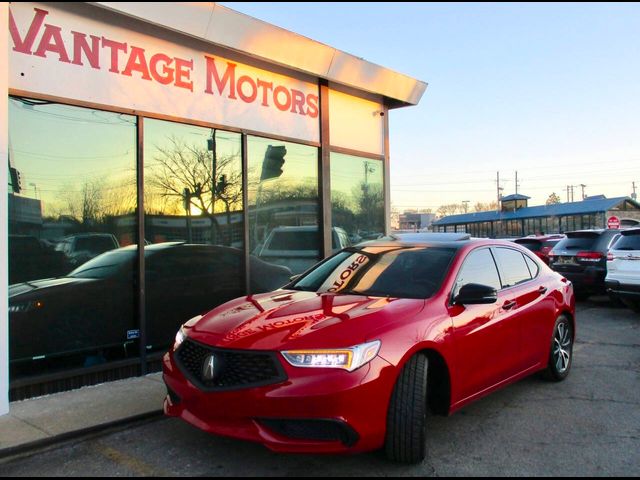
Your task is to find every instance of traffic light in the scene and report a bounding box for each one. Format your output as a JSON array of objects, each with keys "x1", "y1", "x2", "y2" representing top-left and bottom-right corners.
[
  {"x1": 260, "y1": 145, "x2": 286, "y2": 181},
  {"x1": 9, "y1": 167, "x2": 21, "y2": 193}
]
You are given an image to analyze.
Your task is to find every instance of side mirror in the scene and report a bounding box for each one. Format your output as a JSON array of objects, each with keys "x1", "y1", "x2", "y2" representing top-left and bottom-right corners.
[{"x1": 454, "y1": 283, "x2": 497, "y2": 305}]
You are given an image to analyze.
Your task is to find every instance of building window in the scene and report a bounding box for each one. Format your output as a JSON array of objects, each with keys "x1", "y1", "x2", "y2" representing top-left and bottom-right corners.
[
  {"x1": 330, "y1": 153, "x2": 384, "y2": 245},
  {"x1": 143, "y1": 120, "x2": 248, "y2": 354},
  {"x1": 8, "y1": 97, "x2": 138, "y2": 380},
  {"x1": 247, "y1": 136, "x2": 320, "y2": 275}
]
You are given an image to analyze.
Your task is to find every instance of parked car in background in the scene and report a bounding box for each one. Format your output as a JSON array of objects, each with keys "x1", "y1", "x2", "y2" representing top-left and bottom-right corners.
[
  {"x1": 513, "y1": 234, "x2": 565, "y2": 265},
  {"x1": 9, "y1": 242, "x2": 292, "y2": 371},
  {"x1": 55, "y1": 232, "x2": 120, "y2": 266},
  {"x1": 548, "y1": 229, "x2": 621, "y2": 299},
  {"x1": 254, "y1": 226, "x2": 351, "y2": 274},
  {"x1": 9, "y1": 234, "x2": 71, "y2": 284},
  {"x1": 605, "y1": 228, "x2": 640, "y2": 312},
  {"x1": 163, "y1": 237, "x2": 574, "y2": 463}
]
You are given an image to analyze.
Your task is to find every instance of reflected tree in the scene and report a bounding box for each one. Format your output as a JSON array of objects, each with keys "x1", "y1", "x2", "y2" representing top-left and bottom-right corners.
[{"x1": 147, "y1": 134, "x2": 242, "y2": 245}]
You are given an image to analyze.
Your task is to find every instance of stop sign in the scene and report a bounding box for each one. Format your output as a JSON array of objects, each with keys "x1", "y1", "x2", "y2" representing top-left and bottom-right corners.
[{"x1": 607, "y1": 216, "x2": 620, "y2": 229}]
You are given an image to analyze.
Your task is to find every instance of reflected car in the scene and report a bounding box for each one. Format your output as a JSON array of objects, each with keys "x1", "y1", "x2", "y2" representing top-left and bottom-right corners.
[
  {"x1": 163, "y1": 237, "x2": 575, "y2": 463},
  {"x1": 8, "y1": 242, "x2": 292, "y2": 369},
  {"x1": 55, "y1": 232, "x2": 120, "y2": 267},
  {"x1": 254, "y1": 226, "x2": 351, "y2": 274},
  {"x1": 8, "y1": 234, "x2": 71, "y2": 284}
]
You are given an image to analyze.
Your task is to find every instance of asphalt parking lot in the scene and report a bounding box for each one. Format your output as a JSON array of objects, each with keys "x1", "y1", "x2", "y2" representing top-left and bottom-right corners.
[{"x1": 1, "y1": 296, "x2": 638, "y2": 477}]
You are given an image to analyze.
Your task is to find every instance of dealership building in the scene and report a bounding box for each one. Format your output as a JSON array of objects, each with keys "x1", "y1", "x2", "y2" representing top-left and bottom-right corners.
[{"x1": 1, "y1": 2, "x2": 426, "y2": 413}]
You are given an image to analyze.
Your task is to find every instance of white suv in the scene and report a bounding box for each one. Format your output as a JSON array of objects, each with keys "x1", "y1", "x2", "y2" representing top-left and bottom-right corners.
[{"x1": 606, "y1": 228, "x2": 640, "y2": 312}]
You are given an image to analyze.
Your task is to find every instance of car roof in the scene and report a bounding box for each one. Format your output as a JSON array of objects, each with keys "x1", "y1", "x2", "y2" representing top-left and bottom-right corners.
[
  {"x1": 390, "y1": 232, "x2": 471, "y2": 242},
  {"x1": 354, "y1": 235, "x2": 519, "y2": 252}
]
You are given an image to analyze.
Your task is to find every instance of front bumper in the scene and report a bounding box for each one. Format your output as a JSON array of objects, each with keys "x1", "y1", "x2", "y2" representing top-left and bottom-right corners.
[{"x1": 162, "y1": 349, "x2": 395, "y2": 454}]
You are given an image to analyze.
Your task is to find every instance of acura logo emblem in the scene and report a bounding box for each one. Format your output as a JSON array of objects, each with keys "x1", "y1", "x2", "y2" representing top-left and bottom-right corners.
[{"x1": 202, "y1": 354, "x2": 216, "y2": 381}]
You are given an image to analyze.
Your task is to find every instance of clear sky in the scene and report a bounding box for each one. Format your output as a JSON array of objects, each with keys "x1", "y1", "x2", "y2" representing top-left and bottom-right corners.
[{"x1": 221, "y1": 2, "x2": 640, "y2": 212}]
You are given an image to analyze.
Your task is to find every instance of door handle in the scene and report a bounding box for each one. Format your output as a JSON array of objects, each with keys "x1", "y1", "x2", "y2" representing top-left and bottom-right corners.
[
  {"x1": 538, "y1": 286, "x2": 548, "y2": 295},
  {"x1": 502, "y1": 300, "x2": 517, "y2": 310}
]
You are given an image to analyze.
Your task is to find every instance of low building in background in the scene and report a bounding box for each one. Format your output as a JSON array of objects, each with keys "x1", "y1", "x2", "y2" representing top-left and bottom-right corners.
[
  {"x1": 432, "y1": 194, "x2": 640, "y2": 238},
  {"x1": 398, "y1": 211, "x2": 436, "y2": 231}
]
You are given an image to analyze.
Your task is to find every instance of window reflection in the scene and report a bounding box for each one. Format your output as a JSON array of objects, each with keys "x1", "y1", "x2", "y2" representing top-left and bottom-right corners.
[
  {"x1": 8, "y1": 98, "x2": 137, "y2": 378},
  {"x1": 248, "y1": 136, "x2": 320, "y2": 275},
  {"x1": 144, "y1": 120, "x2": 259, "y2": 353},
  {"x1": 331, "y1": 153, "x2": 384, "y2": 246}
]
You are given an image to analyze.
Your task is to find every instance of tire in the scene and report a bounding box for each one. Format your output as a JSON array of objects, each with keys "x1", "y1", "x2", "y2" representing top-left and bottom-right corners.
[
  {"x1": 385, "y1": 353, "x2": 428, "y2": 463},
  {"x1": 542, "y1": 315, "x2": 573, "y2": 382}
]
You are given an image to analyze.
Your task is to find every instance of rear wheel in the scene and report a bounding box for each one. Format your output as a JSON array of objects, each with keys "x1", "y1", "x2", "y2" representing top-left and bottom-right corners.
[
  {"x1": 385, "y1": 353, "x2": 428, "y2": 463},
  {"x1": 542, "y1": 315, "x2": 573, "y2": 381}
]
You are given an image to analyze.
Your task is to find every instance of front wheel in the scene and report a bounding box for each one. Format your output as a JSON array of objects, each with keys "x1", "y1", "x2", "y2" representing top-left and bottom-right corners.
[
  {"x1": 542, "y1": 315, "x2": 573, "y2": 381},
  {"x1": 384, "y1": 353, "x2": 428, "y2": 463}
]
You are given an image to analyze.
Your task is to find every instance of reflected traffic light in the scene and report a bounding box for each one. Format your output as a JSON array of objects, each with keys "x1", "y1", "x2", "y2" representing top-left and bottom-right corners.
[{"x1": 260, "y1": 145, "x2": 286, "y2": 181}]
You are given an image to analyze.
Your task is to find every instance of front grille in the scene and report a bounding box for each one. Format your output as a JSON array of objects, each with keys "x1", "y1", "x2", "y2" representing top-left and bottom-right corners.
[{"x1": 175, "y1": 339, "x2": 287, "y2": 391}]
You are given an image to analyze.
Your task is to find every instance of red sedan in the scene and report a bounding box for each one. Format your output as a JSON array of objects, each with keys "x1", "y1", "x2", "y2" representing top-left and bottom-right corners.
[{"x1": 162, "y1": 237, "x2": 575, "y2": 463}]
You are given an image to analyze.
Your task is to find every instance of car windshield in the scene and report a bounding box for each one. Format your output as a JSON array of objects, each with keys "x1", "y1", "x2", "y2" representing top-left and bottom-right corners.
[
  {"x1": 69, "y1": 249, "x2": 136, "y2": 279},
  {"x1": 289, "y1": 245, "x2": 456, "y2": 299}
]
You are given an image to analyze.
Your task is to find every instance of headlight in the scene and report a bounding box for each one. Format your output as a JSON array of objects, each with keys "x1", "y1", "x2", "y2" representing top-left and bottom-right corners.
[
  {"x1": 8, "y1": 300, "x2": 44, "y2": 313},
  {"x1": 173, "y1": 314, "x2": 202, "y2": 349},
  {"x1": 174, "y1": 326, "x2": 188, "y2": 348},
  {"x1": 281, "y1": 340, "x2": 381, "y2": 372}
]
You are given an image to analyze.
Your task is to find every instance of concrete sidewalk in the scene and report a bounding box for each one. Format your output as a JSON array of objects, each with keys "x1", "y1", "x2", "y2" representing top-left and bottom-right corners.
[{"x1": 0, "y1": 373, "x2": 166, "y2": 458}]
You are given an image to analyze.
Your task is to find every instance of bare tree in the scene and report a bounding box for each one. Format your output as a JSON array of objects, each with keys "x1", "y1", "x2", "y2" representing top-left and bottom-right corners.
[
  {"x1": 473, "y1": 201, "x2": 498, "y2": 212},
  {"x1": 147, "y1": 134, "x2": 242, "y2": 245},
  {"x1": 436, "y1": 203, "x2": 464, "y2": 217}
]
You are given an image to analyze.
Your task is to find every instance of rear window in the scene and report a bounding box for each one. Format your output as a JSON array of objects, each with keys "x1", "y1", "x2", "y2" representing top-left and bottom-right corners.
[
  {"x1": 514, "y1": 239, "x2": 542, "y2": 252},
  {"x1": 555, "y1": 233, "x2": 599, "y2": 251},
  {"x1": 542, "y1": 239, "x2": 562, "y2": 249},
  {"x1": 612, "y1": 230, "x2": 640, "y2": 250}
]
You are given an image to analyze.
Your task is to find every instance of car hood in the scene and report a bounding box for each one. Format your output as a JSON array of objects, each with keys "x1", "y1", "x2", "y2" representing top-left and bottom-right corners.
[
  {"x1": 9, "y1": 276, "x2": 95, "y2": 298},
  {"x1": 188, "y1": 289, "x2": 426, "y2": 350}
]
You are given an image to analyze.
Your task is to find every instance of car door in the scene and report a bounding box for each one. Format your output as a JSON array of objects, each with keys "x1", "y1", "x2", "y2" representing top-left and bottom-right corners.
[
  {"x1": 492, "y1": 247, "x2": 556, "y2": 371},
  {"x1": 448, "y1": 247, "x2": 522, "y2": 402}
]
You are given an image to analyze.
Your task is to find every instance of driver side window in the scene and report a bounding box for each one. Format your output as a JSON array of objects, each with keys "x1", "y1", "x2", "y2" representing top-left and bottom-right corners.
[{"x1": 453, "y1": 248, "x2": 501, "y2": 298}]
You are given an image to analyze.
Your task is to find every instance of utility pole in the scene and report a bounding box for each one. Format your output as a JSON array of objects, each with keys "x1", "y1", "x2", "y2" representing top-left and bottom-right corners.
[
  {"x1": 565, "y1": 185, "x2": 570, "y2": 203},
  {"x1": 515, "y1": 171, "x2": 519, "y2": 195},
  {"x1": 462, "y1": 200, "x2": 470, "y2": 213},
  {"x1": 580, "y1": 184, "x2": 586, "y2": 200},
  {"x1": 632, "y1": 181, "x2": 637, "y2": 201}
]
